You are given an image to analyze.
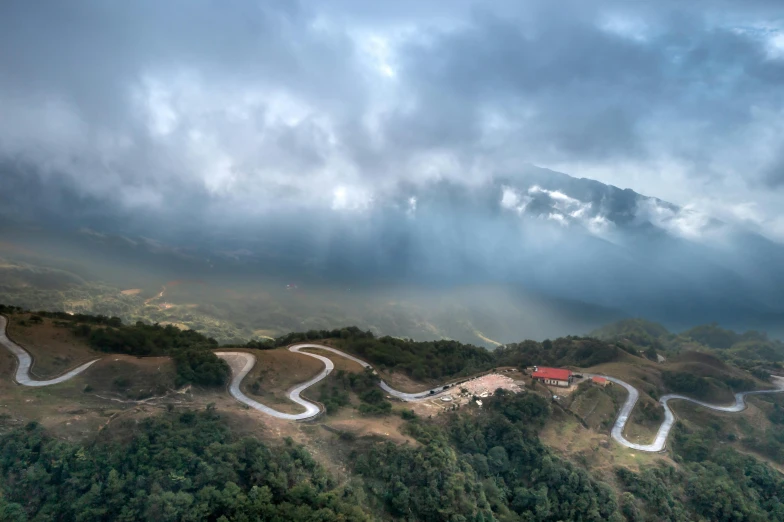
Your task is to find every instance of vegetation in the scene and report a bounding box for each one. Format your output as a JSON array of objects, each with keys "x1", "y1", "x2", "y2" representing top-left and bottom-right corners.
[
  {"x1": 495, "y1": 336, "x2": 624, "y2": 368},
  {"x1": 661, "y1": 371, "x2": 712, "y2": 398},
  {"x1": 258, "y1": 326, "x2": 496, "y2": 381},
  {"x1": 340, "y1": 337, "x2": 494, "y2": 381},
  {"x1": 317, "y1": 369, "x2": 392, "y2": 416},
  {"x1": 3, "y1": 304, "x2": 784, "y2": 521},
  {"x1": 273, "y1": 328, "x2": 629, "y2": 383},
  {"x1": 353, "y1": 390, "x2": 622, "y2": 521},
  {"x1": 615, "y1": 422, "x2": 784, "y2": 521},
  {"x1": 593, "y1": 319, "x2": 784, "y2": 377},
  {"x1": 0, "y1": 411, "x2": 370, "y2": 521},
  {"x1": 740, "y1": 395, "x2": 784, "y2": 464},
  {"x1": 591, "y1": 318, "x2": 669, "y2": 350},
  {"x1": 78, "y1": 320, "x2": 229, "y2": 387},
  {"x1": 2, "y1": 306, "x2": 230, "y2": 387}
]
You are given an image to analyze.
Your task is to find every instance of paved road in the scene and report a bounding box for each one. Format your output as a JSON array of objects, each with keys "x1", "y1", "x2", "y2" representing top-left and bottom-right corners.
[
  {"x1": 216, "y1": 349, "x2": 334, "y2": 420},
  {"x1": 290, "y1": 344, "x2": 441, "y2": 400},
  {"x1": 217, "y1": 343, "x2": 454, "y2": 420},
  {"x1": 0, "y1": 315, "x2": 100, "y2": 386},
  {"x1": 588, "y1": 373, "x2": 784, "y2": 452},
  {"x1": 6, "y1": 313, "x2": 782, "y2": 447}
]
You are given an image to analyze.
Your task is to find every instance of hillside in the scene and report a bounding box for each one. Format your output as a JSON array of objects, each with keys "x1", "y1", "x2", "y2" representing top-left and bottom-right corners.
[
  {"x1": 592, "y1": 318, "x2": 784, "y2": 375},
  {"x1": 1, "y1": 306, "x2": 784, "y2": 520}
]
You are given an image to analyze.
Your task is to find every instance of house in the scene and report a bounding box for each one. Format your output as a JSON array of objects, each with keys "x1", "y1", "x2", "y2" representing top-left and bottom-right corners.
[
  {"x1": 591, "y1": 376, "x2": 610, "y2": 387},
  {"x1": 532, "y1": 367, "x2": 573, "y2": 387}
]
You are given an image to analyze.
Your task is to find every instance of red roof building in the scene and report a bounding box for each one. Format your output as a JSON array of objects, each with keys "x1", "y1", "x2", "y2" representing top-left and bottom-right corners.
[
  {"x1": 591, "y1": 376, "x2": 609, "y2": 386},
  {"x1": 532, "y1": 367, "x2": 573, "y2": 387}
]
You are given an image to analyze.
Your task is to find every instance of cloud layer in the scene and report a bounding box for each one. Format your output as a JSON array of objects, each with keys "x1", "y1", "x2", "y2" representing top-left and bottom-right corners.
[{"x1": 2, "y1": 0, "x2": 784, "y2": 241}]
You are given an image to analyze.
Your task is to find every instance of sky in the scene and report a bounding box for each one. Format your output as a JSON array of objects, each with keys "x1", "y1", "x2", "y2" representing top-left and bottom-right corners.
[{"x1": 2, "y1": 0, "x2": 784, "y2": 240}]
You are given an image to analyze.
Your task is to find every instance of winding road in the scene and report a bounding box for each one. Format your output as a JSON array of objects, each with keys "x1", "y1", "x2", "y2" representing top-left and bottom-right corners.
[
  {"x1": 215, "y1": 344, "x2": 448, "y2": 420},
  {"x1": 0, "y1": 315, "x2": 99, "y2": 386},
  {"x1": 595, "y1": 373, "x2": 784, "y2": 452},
  {"x1": 3, "y1": 313, "x2": 784, "y2": 452}
]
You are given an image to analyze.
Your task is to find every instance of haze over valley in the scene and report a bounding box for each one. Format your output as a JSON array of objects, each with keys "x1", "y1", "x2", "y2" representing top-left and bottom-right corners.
[
  {"x1": 3, "y1": 165, "x2": 784, "y2": 343},
  {"x1": 3, "y1": 2, "x2": 784, "y2": 521}
]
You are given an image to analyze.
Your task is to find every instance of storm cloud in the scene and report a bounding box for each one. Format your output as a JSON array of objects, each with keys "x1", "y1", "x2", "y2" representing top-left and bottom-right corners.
[
  {"x1": 1, "y1": 0, "x2": 784, "y2": 238},
  {"x1": 5, "y1": 0, "x2": 784, "y2": 338}
]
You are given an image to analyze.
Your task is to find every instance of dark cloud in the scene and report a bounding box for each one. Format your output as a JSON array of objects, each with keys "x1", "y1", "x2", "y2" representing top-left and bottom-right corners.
[
  {"x1": 1, "y1": 0, "x2": 784, "y2": 239},
  {"x1": 763, "y1": 151, "x2": 784, "y2": 188}
]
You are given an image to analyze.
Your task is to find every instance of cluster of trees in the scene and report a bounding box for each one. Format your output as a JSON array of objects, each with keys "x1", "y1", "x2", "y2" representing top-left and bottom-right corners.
[
  {"x1": 593, "y1": 318, "x2": 784, "y2": 372},
  {"x1": 80, "y1": 321, "x2": 217, "y2": 356},
  {"x1": 78, "y1": 322, "x2": 229, "y2": 387},
  {"x1": 0, "y1": 411, "x2": 371, "y2": 521},
  {"x1": 682, "y1": 323, "x2": 759, "y2": 350},
  {"x1": 353, "y1": 390, "x2": 622, "y2": 521},
  {"x1": 661, "y1": 370, "x2": 756, "y2": 400},
  {"x1": 495, "y1": 337, "x2": 624, "y2": 369},
  {"x1": 591, "y1": 318, "x2": 670, "y2": 350},
  {"x1": 36, "y1": 309, "x2": 124, "y2": 327},
  {"x1": 741, "y1": 397, "x2": 784, "y2": 464},
  {"x1": 317, "y1": 369, "x2": 392, "y2": 415},
  {"x1": 325, "y1": 336, "x2": 494, "y2": 381},
  {"x1": 240, "y1": 326, "x2": 376, "y2": 350},
  {"x1": 70, "y1": 320, "x2": 230, "y2": 387},
  {"x1": 0, "y1": 304, "x2": 24, "y2": 315},
  {"x1": 661, "y1": 371, "x2": 712, "y2": 398},
  {"x1": 1, "y1": 306, "x2": 231, "y2": 388},
  {"x1": 616, "y1": 422, "x2": 784, "y2": 521},
  {"x1": 349, "y1": 387, "x2": 784, "y2": 521},
  {"x1": 241, "y1": 327, "x2": 496, "y2": 381}
]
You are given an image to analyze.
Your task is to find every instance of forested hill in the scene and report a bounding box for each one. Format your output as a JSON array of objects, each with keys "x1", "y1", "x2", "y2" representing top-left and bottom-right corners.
[
  {"x1": 242, "y1": 325, "x2": 633, "y2": 379},
  {"x1": 2, "y1": 388, "x2": 784, "y2": 520},
  {"x1": 592, "y1": 318, "x2": 784, "y2": 370},
  {"x1": 2, "y1": 305, "x2": 784, "y2": 520},
  {"x1": 2, "y1": 304, "x2": 636, "y2": 384}
]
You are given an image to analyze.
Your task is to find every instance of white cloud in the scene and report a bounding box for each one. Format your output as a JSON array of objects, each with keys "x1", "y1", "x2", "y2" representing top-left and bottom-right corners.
[
  {"x1": 766, "y1": 32, "x2": 784, "y2": 59},
  {"x1": 406, "y1": 196, "x2": 417, "y2": 216},
  {"x1": 547, "y1": 212, "x2": 567, "y2": 225},
  {"x1": 134, "y1": 77, "x2": 178, "y2": 137},
  {"x1": 599, "y1": 13, "x2": 650, "y2": 42},
  {"x1": 331, "y1": 185, "x2": 372, "y2": 211},
  {"x1": 636, "y1": 199, "x2": 715, "y2": 240},
  {"x1": 356, "y1": 32, "x2": 398, "y2": 78},
  {"x1": 500, "y1": 186, "x2": 531, "y2": 214}
]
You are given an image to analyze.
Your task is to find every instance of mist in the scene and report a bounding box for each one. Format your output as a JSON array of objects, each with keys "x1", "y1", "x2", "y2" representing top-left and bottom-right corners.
[{"x1": 2, "y1": 1, "x2": 784, "y2": 341}]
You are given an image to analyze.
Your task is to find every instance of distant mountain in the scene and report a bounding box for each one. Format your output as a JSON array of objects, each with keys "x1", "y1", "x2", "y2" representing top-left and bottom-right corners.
[
  {"x1": 593, "y1": 318, "x2": 784, "y2": 365},
  {"x1": 2, "y1": 164, "x2": 784, "y2": 340}
]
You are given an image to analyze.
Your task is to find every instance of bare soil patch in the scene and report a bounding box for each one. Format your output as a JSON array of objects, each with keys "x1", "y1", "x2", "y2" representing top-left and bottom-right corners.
[{"x1": 326, "y1": 415, "x2": 415, "y2": 444}]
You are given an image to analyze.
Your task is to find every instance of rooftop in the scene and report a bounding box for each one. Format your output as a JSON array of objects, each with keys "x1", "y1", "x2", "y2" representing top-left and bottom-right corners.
[{"x1": 532, "y1": 367, "x2": 572, "y2": 381}]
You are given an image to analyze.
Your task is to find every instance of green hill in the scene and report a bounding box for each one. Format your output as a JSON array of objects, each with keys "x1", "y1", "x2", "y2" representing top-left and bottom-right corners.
[{"x1": 592, "y1": 319, "x2": 784, "y2": 378}]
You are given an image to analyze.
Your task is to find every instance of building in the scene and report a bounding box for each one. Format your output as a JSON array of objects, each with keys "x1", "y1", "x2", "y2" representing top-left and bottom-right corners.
[
  {"x1": 532, "y1": 367, "x2": 573, "y2": 387},
  {"x1": 591, "y1": 376, "x2": 610, "y2": 387}
]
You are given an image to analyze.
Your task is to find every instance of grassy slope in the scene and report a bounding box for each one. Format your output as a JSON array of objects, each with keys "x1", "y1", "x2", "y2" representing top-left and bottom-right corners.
[
  {"x1": 6, "y1": 313, "x2": 100, "y2": 378},
  {"x1": 238, "y1": 348, "x2": 325, "y2": 415}
]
